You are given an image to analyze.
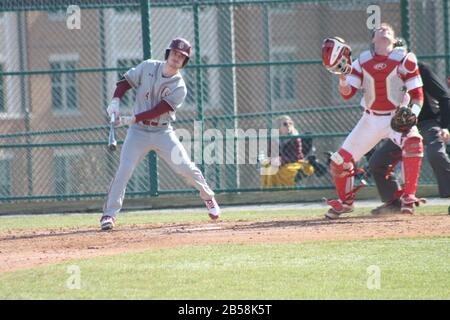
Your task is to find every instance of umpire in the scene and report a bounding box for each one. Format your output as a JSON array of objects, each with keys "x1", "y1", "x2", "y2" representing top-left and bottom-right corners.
[{"x1": 369, "y1": 61, "x2": 450, "y2": 214}]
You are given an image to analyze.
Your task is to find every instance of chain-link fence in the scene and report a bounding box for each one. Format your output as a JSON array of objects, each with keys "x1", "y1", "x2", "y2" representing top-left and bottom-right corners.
[{"x1": 0, "y1": 0, "x2": 448, "y2": 203}]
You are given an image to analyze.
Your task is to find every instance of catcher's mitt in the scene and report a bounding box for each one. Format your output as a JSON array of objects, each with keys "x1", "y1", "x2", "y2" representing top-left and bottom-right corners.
[
  {"x1": 322, "y1": 37, "x2": 352, "y2": 74},
  {"x1": 390, "y1": 106, "x2": 417, "y2": 133}
]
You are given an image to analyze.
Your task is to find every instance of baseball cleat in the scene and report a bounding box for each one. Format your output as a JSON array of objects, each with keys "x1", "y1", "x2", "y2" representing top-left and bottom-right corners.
[
  {"x1": 100, "y1": 215, "x2": 115, "y2": 231},
  {"x1": 400, "y1": 194, "x2": 426, "y2": 215},
  {"x1": 371, "y1": 199, "x2": 401, "y2": 215},
  {"x1": 400, "y1": 203, "x2": 414, "y2": 215},
  {"x1": 205, "y1": 198, "x2": 221, "y2": 220},
  {"x1": 324, "y1": 198, "x2": 354, "y2": 219}
]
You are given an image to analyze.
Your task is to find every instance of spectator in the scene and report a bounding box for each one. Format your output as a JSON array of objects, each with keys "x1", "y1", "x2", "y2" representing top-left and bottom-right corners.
[{"x1": 260, "y1": 115, "x2": 314, "y2": 187}]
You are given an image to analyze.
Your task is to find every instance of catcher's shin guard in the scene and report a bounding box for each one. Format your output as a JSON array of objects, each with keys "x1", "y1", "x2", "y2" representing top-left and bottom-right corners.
[
  {"x1": 329, "y1": 148, "x2": 366, "y2": 204},
  {"x1": 334, "y1": 174, "x2": 354, "y2": 204},
  {"x1": 401, "y1": 137, "x2": 423, "y2": 196}
]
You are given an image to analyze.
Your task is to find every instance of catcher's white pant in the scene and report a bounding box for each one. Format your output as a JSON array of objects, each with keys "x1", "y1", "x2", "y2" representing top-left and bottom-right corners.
[
  {"x1": 103, "y1": 124, "x2": 215, "y2": 218},
  {"x1": 342, "y1": 110, "x2": 421, "y2": 162}
]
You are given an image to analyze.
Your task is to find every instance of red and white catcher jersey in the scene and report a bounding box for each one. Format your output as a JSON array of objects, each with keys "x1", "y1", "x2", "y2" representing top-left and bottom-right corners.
[{"x1": 346, "y1": 47, "x2": 423, "y2": 111}]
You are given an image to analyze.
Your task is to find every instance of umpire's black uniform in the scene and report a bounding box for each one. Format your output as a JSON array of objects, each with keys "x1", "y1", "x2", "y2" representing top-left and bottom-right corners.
[{"x1": 369, "y1": 62, "x2": 450, "y2": 201}]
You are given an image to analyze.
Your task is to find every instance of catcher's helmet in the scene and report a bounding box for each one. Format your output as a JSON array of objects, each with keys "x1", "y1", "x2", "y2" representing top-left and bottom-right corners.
[
  {"x1": 165, "y1": 37, "x2": 192, "y2": 68},
  {"x1": 322, "y1": 37, "x2": 352, "y2": 74}
]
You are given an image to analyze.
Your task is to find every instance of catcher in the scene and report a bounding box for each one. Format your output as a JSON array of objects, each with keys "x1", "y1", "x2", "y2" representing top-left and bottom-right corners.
[{"x1": 321, "y1": 23, "x2": 425, "y2": 218}]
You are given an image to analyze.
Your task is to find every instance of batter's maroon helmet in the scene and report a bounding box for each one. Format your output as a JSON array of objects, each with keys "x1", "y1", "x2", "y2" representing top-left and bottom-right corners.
[{"x1": 165, "y1": 37, "x2": 192, "y2": 68}]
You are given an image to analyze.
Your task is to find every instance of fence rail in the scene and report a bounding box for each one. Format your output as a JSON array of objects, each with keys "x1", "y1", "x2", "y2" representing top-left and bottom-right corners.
[{"x1": 0, "y1": 0, "x2": 447, "y2": 203}]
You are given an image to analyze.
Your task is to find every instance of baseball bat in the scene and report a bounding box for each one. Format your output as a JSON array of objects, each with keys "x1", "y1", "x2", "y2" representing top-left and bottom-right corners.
[{"x1": 108, "y1": 113, "x2": 117, "y2": 151}]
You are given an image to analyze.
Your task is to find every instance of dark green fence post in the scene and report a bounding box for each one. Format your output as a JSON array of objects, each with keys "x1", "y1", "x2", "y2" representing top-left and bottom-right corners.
[
  {"x1": 218, "y1": 2, "x2": 238, "y2": 189},
  {"x1": 141, "y1": 0, "x2": 158, "y2": 196},
  {"x1": 263, "y1": 5, "x2": 272, "y2": 128},
  {"x1": 98, "y1": 9, "x2": 109, "y2": 123},
  {"x1": 18, "y1": 12, "x2": 33, "y2": 197},
  {"x1": 444, "y1": 0, "x2": 450, "y2": 77},
  {"x1": 99, "y1": 8, "x2": 116, "y2": 182},
  {"x1": 99, "y1": 9, "x2": 108, "y2": 123},
  {"x1": 212, "y1": 117, "x2": 221, "y2": 189},
  {"x1": 400, "y1": 0, "x2": 411, "y2": 47},
  {"x1": 193, "y1": 3, "x2": 205, "y2": 173}
]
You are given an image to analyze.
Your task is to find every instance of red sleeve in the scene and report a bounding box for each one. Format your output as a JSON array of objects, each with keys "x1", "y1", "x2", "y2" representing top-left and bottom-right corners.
[
  {"x1": 113, "y1": 79, "x2": 132, "y2": 99},
  {"x1": 402, "y1": 68, "x2": 421, "y2": 82},
  {"x1": 400, "y1": 53, "x2": 422, "y2": 89},
  {"x1": 350, "y1": 66, "x2": 363, "y2": 81},
  {"x1": 408, "y1": 87, "x2": 424, "y2": 105},
  {"x1": 134, "y1": 100, "x2": 175, "y2": 122},
  {"x1": 341, "y1": 86, "x2": 358, "y2": 100}
]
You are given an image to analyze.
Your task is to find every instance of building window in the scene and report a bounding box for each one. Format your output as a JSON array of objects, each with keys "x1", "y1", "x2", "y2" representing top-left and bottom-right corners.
[
  {"x1": 270, "y1": 52, "x2": 296, "y2": 103},
  {"x1": 48, "y1": 8, "x2": 66, "y2": 21},
  {"x1": 117, "y1": 58, "x2": 140, "y2": 112},
  {"x1": 183, "y1": 56, "x2": 210, "y2": 107},
  {"x1": 0, "y1": 159, "x2": 11, "y2": 197},
  {"x1": 54, "y1": 153, "x2": 82, "y2": 195},
  {"x1": 0, "y1": 64, "x2": 6, "y2": 112},
  {"x1": 50, "y1": 60, "x2": 78, "y2": 112}
]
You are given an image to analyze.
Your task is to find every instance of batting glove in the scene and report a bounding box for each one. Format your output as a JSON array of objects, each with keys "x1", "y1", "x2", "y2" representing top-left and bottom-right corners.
[
  {"x1": 119, "y1": 115, "x2": 136, "y2": 126},
  {"x1": 107, "y1": 98, "x2": 120, "y2": 117}
]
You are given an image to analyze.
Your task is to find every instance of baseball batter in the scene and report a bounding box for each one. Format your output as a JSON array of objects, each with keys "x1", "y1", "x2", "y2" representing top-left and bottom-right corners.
[
  {"x1": 322, "y1": 23, "x2": 425, "y2": 218},
  {"x1": 100, "y1": 37, "x2": 220, "y2": 231}
]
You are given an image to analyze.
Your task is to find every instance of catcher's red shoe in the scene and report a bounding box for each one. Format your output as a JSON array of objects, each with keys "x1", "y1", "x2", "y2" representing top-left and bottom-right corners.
[
  {"x1": 324, "y1": 198, "x2": 354, "y2": 219},
  {"x1": 400, "y1": 194, "x2": 426, "y2": 214}
]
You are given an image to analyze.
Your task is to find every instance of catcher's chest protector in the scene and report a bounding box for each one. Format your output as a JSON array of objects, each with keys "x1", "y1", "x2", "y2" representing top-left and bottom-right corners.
[{"x1": 358, "y1": 49, "x2": 407, "y2": 111}]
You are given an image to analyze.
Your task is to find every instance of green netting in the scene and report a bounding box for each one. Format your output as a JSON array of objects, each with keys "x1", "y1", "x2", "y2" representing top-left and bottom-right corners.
[{"x1": 0, "y1": 0, "x2": 447, "y2": 202}]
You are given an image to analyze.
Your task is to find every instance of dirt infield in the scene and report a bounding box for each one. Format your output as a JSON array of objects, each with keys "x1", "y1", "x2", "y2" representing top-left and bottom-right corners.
[{"x1": 1, "y1": 214, "x2": 450, "y2": 273}]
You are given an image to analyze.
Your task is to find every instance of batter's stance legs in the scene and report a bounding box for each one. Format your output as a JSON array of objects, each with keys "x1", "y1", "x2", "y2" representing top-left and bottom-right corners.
[
  {"x1": 101, "y1": 126, "x2": 221, "y2": 230},
  {"x1": 157, "y1": 129, "x2": 220, "y2": 219},
  {"x1": 102, "y1": 128, "x2": 153, "y2": 227}
]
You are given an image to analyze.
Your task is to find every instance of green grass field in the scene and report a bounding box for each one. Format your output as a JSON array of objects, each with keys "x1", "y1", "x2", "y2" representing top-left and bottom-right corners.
[{"x1": 0, "y1": 206, "x2": 449, "y2": 300}]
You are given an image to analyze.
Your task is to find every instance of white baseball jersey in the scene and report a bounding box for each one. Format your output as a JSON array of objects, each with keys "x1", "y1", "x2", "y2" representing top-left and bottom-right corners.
[
  {"x1": 124, "y1": 59, "x2": 187, "y2": 123},
  {"x1": 347, "y1": 47, "x2": 422, "y2": 111}
]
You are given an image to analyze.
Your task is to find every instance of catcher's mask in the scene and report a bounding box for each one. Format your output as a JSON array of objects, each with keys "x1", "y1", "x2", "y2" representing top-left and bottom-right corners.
[
  {"x1": 165, "y1": 37, "x2": 192, "y2": 68},
  {"x1": 322, "y1": 37, "x2": 352, "y2": 74}
]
